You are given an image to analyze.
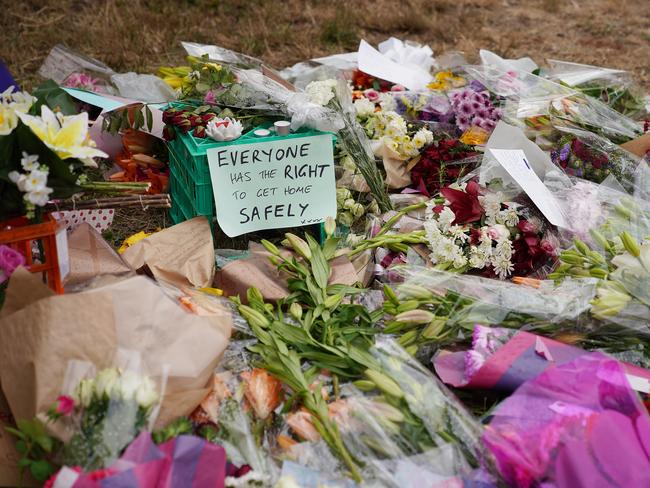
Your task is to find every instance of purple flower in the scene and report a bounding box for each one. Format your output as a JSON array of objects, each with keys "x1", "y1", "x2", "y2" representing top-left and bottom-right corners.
[
  {"x1": 472, "y1": 116, "x2": 486, "y2": 128},
  {"x1": 481, "y1": 119, "x2": 496, "y2": 131},
  {"x1": 204, "y1": 90, "x2": 216, "y2": 104},
  {"x1": 456, "y1": 100, "x2": 474, "y2": 117},
  {"x1": 470, "y1": 79, "x2": 487, "y2": 92},
  {"x1": 559, "y1": 143, "x2": 571, "y2": 162},
  {"x1": 456, "y1": 115, "x2": 471, "y2": 131}
]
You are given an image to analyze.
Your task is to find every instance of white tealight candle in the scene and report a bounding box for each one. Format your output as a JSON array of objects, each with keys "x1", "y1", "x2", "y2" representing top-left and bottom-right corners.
[
  {"x1": 274, "y1": 120, "x2": 291, "y2": 136},
  {"x1": 253, "y1": 129, "x2": 271, "y2": 137}
]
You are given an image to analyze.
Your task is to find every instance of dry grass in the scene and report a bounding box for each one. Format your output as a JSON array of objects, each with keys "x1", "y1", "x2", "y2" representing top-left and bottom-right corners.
[
  {"x1": 2, "y1": 0, "x2": 650, "y2": 89},
  {"x1": 1, "y1": 0, "x2": 649, "y2": 247}
]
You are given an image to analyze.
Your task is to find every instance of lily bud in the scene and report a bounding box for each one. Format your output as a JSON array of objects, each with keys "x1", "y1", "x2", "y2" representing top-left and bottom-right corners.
[
  {"x1": 364, "y1": 369, "x2": 404, "y2": 399},
  {"x1": 289, "y1": 302, "x2": 302, "y2": 321},
  {"x1": 247, "y1": 287, "x2": 265, "y2": 305},
  {"x1": 395, "y1": 309, "x2": 435, "y2": 324},
  {"x1": 261, "y1": 239, "x2": 280, "y2": 256},
  {"x1": 352, "y1": 380, "x2": 376, "y2": 391},
  {"x1": 324, "y1": 216, "x2": 336, "y2": 237},
  {"x1": 239, "y1": 305, "x2": 270, "y2": 328},
  {"x1": 589, "y1": 229, "x2": 610, "y2": 251},
  {"x1": 397, "y1": 283, "x2": 434, "y2": 300},
  {"x1": 421, "y1": 318, "x2": 446, "y2": 339},
  {"x1": 573, "y1": 239, "x2": 590, "y2": 255},
  {"x1": 589, "y1": 268, "x2": 609, "y2": 279},
  {"x1": 620, "y1": 231, "x2": 640, "y2": 257},
  {"x1": 396, "y1": 300, "x2": 421, "y2": 313},
  {"x1": 285, "y1": 233, "x2": 311, "y2": 260}
]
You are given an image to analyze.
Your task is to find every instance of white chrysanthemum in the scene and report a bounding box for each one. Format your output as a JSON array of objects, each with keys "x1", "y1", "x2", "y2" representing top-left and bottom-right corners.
[
  {"x1": 453, "y1": 254, "x2": 468, "y2": 268},
  {"x1": 494, "y1": 237, "x2": 513, "y2": 261},
  {"x1": 492, "y1": 256, "x2": 514, "y2": 279},
  {"x1": 412, "y1": 128, "x2": 433, "y2": 149},
  {"x1": 469, "y1": 247, "x2": 488, "y2": 269},
  {"x1": 498, "y1": 206, "x2": 520, "y2": 227},
  {"x1": 479, "y1": 191, "x2": 503, "y2": 224},
  {"x1": 354, "y1": 97, "x2": 376, "y2": 118},
  {"x1": 437, "y1": 207, "x2": 456, "y2": 232}
]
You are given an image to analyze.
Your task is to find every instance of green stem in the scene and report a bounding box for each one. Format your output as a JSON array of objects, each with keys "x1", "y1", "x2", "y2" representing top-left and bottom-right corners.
[{"x1": 375, "y1": 202, "x2": 427, "y2": 238}]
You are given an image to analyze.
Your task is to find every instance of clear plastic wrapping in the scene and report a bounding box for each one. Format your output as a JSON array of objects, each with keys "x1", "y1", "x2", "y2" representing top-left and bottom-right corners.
[{"x1": 545, "y1": 59, "x2": 648, "y2": 119}]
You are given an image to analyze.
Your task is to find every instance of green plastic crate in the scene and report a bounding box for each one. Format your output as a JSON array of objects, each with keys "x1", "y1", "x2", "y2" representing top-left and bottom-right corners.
[{"x1": 168, "y1": 146, "x2": 215, "y2": 216}]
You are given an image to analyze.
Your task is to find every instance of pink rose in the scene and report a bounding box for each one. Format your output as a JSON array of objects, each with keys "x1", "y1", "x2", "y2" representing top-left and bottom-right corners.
[
  {"x1": 363, "y1": 89, "x2": 379, "y2": 102},
  {"x1": 54, "y1": 395, "x2": 75, "y2": 416},
  {"x1": 391, "y1": 84, "x2": 406, "y2": 92},
  {"x1": 0, "y1": 245, "x2": 25, "y2": 283}
]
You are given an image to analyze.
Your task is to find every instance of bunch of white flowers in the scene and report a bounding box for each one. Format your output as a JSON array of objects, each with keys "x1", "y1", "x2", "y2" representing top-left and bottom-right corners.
[
  {"x1": 336, "y1": 187, "x2": 368, "y2": 227},
  {"x1": 8, "y1": 152, "x2": 53, "y2": 208},
  {"x1": 357, "y1": 109, "x2": 433, "y2": 159},
  {"x1": 0, "y1": 87, "x2": 35, "y2": 135},
  {"x1": 424, "y1": 199, "x2": 520, "y2": 280},
  {"x1": 72, "y1": 367, "x2": 159, "y2": 410},
  {"x1": 304, "y1": 79, "x2": 338, "y2": 106}
]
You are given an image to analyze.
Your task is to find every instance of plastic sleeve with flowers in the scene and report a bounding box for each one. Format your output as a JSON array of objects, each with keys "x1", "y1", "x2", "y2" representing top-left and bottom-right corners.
[
  {"x1": 382, "y1": 267, "x2": 598, "y2": 349},
  {"x1": 191, "y1": 368, "x2": 281, "y2": 483},
  {"x1": 545, "y1": 59, "x2": 648, "y2": 119},
  {"x1": 53, "y1": 349, "x2": 166, "y2": 472},
  {"x1": 329, "y1": 337, "x2": 501, "y2": 486}
]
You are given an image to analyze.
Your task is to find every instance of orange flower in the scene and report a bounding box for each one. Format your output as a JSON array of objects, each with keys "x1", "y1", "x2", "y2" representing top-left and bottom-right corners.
[
  {"x1": 240, "y1": 368, "x2": 283, "y2": 420},
  {"x1": 191, "y1": 373, "x2": 232, "y2": 425},
  {"x1": 286, "y1": 408, "x2": 320, "y2": 441},
  {"x1": 459, "y1": 126, "x2": 489, "y2": 146},
  {"x1": 276, "y1": 434, "x2": 298, "y2": 452}
]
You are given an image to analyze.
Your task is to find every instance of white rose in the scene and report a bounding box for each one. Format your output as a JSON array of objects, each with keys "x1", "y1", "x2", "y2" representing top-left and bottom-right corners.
[
  {"x1": 117, "y1": 370, "x2": 142, "y2": 402},
  {"x1": 94, "y1": 368, "x2": 119, "y2": 398},
  {"x1": 135, "y1": 377, "x2": 158, "y2": 408},
  {"x1": 74, "y1": 379, "x2": 95, "y2": 408}
]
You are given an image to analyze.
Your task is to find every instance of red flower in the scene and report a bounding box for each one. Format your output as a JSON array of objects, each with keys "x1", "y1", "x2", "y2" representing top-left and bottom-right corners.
[
  {"x1": 55, "y1": 396, "x2": 75, "y2": 416},
  {"x1": 439, "y1": 180, "x2": 484, "y2": 225}
]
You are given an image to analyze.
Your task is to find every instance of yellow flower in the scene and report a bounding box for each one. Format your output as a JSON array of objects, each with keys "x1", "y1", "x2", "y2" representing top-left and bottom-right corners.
[
  {"x1": 202, "y1": 62, "x2": 222, "y2": 72},
  {"x1": 460, "y1": 126, "x2": 490, "y2": 145},
  {"x1": 16, "y1": 105, "x2": 107, "y2": 167}
]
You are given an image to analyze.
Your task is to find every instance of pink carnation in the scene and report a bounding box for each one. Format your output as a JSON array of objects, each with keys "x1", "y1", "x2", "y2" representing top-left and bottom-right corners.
[{"x1": 0, "y1": 245, "x2": 25, "y2": 284}]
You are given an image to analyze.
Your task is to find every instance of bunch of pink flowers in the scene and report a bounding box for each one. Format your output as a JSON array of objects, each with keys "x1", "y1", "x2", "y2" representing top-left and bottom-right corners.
[{"x1": 450, "y1": 87, "x2": 502, "y2": 132}]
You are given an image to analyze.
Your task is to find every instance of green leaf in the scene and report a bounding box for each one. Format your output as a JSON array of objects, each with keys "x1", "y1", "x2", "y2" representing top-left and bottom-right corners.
[
  {"x1": 14, "y1": 440, "x2": 28, "y2": 455},
  {"x1": 4, "y1": 426, "x2": 26, "y2": 440},
  {"x1": 32, "y1": 79, "x2": 78, "y2": 115},
  {"x1": 145, "y1": 105, "x2": 153, "y2": 131},
  {"x1": 306, "y1": 234, "x2": 330, "y2": 289},
  {"x1": 34, "y1": 433, "x2": 54, "y2": 453},
  {"x1": 18, "y1": 458, "x2": 32, "y2": 468},
  {"x1": 29, "y1": 459, "x2": 55, "y2": 482}
]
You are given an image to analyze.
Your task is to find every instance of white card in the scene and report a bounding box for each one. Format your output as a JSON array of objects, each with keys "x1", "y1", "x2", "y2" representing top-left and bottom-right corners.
[
  {"x1": 55, "y1": 226, "x2": 70, "y2": 280},
  {"x1": 626, "y1": 373, "x2": 650, "y2": 394},
  {"x1": 488, "y1": 148, "x2": 568, "y2": 228}
]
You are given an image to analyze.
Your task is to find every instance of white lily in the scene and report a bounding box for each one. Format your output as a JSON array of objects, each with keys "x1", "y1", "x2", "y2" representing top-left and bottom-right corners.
[
  {"x1": 0, "y1": 104, "x2": 18, "y2": 135},
  {"x1": 16, "y1": 105, "x2": 107, "y2": 167}
]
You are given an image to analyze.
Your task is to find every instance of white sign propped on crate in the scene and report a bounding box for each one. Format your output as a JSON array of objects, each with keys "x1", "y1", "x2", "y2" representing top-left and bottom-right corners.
[{"x1": 207, "y1": 133, "x2": 337, "y2": 237}]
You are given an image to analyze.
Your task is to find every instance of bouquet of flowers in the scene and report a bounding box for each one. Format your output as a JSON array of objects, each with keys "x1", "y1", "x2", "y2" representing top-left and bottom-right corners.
[
  {"x1": 410, "y1": 139, "x2": 480, "y2": 196},
  {"x1": 0, "y1": 85, "x2": 107, "y2": 221},
  {"x1": 547, "y1": 127, "x2": 641, "y2": 188},
  {"x1": 6, "y1": 363, "x2": 161, "y2": 482},
  {"x1": 423, "y1": 180, "x2": 557, "y2": 280}
]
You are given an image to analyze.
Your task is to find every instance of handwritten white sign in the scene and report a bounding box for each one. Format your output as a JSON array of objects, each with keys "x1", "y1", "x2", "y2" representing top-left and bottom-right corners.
[{"x1": 207, "y1": 134, "x2": 336, "y2": 237}]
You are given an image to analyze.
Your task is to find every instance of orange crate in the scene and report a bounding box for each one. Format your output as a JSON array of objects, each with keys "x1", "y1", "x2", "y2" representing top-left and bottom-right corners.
[{"x1": 0, "y1": 214, "x2": 65, "y2": 293}]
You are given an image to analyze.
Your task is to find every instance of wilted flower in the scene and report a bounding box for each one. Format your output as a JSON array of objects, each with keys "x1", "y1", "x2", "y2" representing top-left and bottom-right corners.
[
  {"x1": 240, "y1": 368, "x2": 283, "y2": 420},
  {"x1": 286, "y1": 408, "x2": 320, "y2": 441}
]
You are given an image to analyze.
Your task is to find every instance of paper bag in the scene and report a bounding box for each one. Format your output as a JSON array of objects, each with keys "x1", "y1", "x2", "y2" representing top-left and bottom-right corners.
[
  {"x1": 216, "y1": 242, "x2": 361, "y2": 302},
  {"x1": 0, "y1": 271, "x2": 232, "y2": 431},
  {"x1": 121, "y1": 217, "x2": 215, "y2": 288},
  {"x1": 65, "y1": 223, "x2": 132, "y2": 288}
]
